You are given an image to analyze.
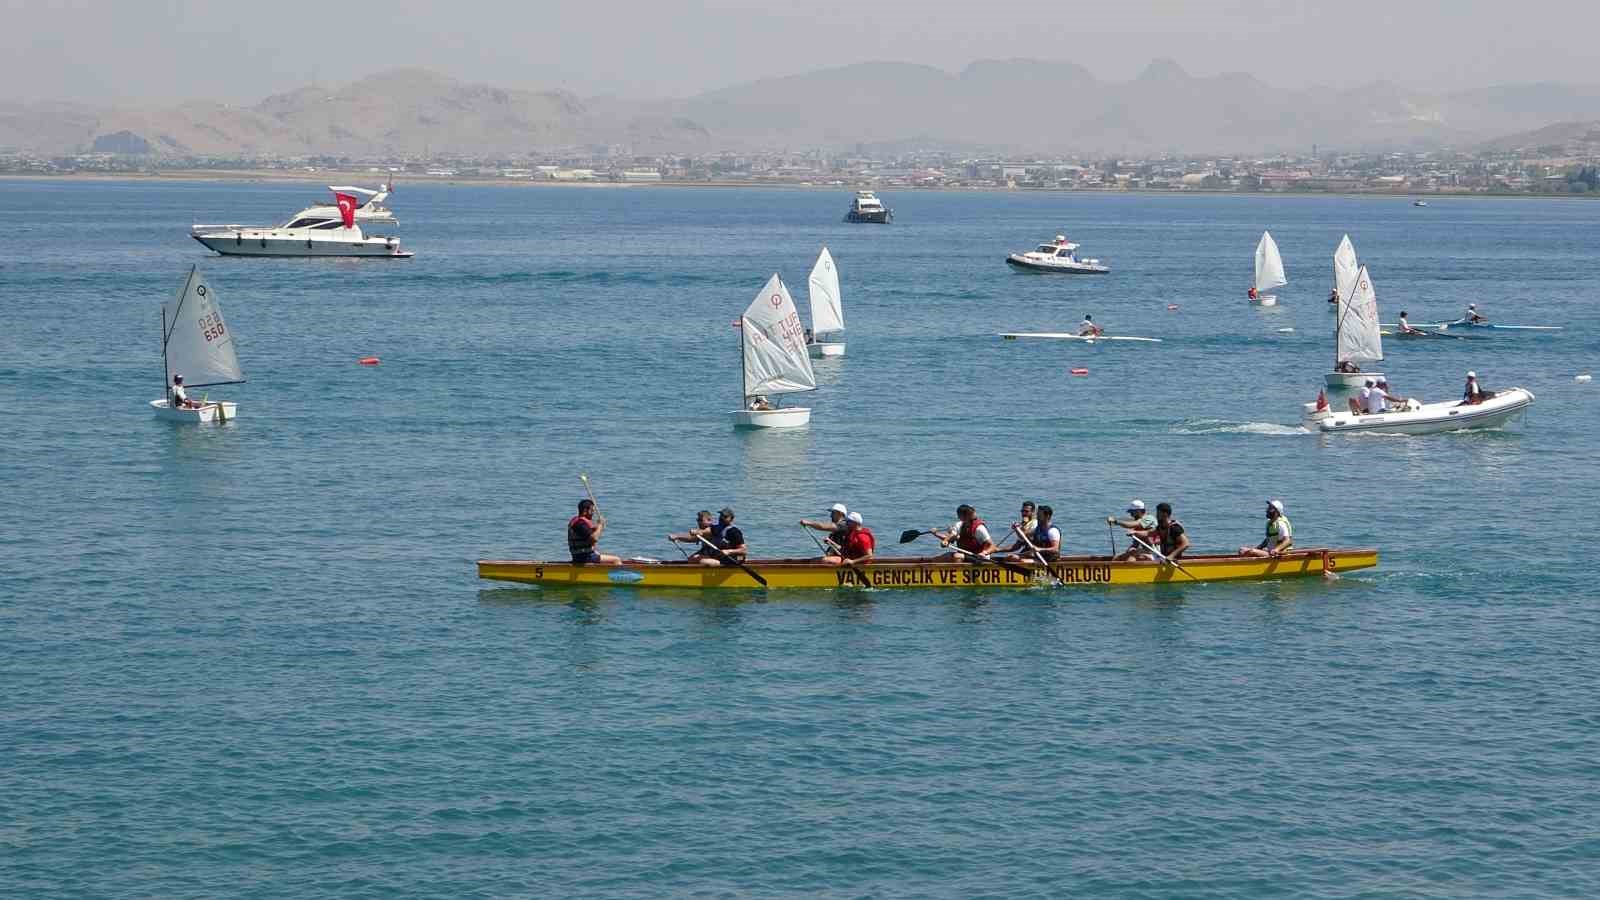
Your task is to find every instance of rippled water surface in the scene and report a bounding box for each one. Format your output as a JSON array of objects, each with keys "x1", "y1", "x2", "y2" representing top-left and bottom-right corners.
[{"x1": 3, "y1": 179, "x2": 1599, "y2": 898}]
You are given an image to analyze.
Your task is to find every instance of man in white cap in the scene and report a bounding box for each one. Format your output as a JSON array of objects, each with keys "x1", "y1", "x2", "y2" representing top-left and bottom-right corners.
[
  {"x1": 800, "y1": 503, "x2": 851, "y2": 553},
  {"x1": 1240, "y1": 500, "x2": 1294, "y2": 558},
  {"x1": 1464, "y1": 303, "x2": 1486, "y2": 325},
  {"x1": 169, "y1": 374, "x2": 203, "y2": 409},
  {"x1": 823, "y1": 511, "x2": 875, "y2": 566},
  {"x1": 1460, "y1": 371, "x2": 1486, "y2": 405},
  {"x1": 1108, "y1": 500, "x2": 1157, "y2": 560}
]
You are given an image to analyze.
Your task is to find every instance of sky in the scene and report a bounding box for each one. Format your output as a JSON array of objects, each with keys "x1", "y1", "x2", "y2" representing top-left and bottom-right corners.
[{"x1": 2, "y1": 0, "x2": 1594, "y2": 105}]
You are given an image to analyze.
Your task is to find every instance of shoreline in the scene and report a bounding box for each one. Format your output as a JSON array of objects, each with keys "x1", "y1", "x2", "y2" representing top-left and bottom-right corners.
[{"x1": 2, "y1": 169, "x2": 1592, "y2": 201}]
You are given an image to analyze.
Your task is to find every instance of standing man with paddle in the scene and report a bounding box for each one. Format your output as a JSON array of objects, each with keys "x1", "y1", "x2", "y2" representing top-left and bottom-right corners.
[{"x1": 568, "y1": 499, "x2": 621, "y2": 566}]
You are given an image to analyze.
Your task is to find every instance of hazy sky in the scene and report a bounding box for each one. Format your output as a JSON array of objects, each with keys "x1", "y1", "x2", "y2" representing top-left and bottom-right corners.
[{"x1": 3, "y1": 0, "x2": 1594, "y2": 105}]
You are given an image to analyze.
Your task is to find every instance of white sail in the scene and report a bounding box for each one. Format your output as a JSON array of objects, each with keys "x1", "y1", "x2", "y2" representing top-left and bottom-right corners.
[
  {"x1": 163, "y1": 268, "x2": 244, "y2": 387},
  {"x1": 807, "y1": 247, "x2": 845, "y2": 335},
  {"x1": 1333, "y1": 234, "x2": 1359, "y2": 301},
  {"x1": 742, "y1": 274, "x2": 816, "y2": 397},
  {"x1": 1336, "y1": 265, "x2": 1384, "y2": 364},
  {"x1": 1253, "y1": 231, "x2": 1286, "y2": 293}
]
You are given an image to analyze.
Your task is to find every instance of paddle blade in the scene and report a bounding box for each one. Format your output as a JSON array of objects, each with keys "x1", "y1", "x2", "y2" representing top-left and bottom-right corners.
[{"x1": 899, "y1": 529, "x2": 926, "y2": 544}]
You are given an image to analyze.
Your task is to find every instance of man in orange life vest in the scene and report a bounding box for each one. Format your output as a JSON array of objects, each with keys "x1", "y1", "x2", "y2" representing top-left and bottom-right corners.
[
  {"x1": 567, "y1": 499, "x2": 621, "y2": 565},
  {"x1": 934, "y1": 504, "x2": 996, "y2": 561}
]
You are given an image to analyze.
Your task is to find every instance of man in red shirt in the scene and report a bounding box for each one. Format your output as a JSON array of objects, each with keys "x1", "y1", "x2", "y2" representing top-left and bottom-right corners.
[{"x1": 824, "y1": 511, "x2": 875, "y2": 566}]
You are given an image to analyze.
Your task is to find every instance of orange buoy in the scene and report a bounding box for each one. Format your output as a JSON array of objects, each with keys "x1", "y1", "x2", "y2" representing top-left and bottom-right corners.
[
  {"x1": 359, "y1": 357, "x2": 381, "y2": 366},
  {"x1": 1070, "y1": 367, "x2": 1089, "y2": 376}
]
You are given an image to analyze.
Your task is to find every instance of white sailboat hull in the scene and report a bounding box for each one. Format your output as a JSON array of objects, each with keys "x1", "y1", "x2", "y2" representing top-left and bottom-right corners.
[
  {"x1": 151, "y1": 399, "x2": 237, "y2": 423},
  {"x1": 1303, "y1": 388, "x2": 1533, "y2": 435},
  {"x1": 192, "y1": 230, "x2": 412, "y2": 258},
  {"x1": 1250, "y1": 294, "x2": 1278, "y2": 307},
  {"x1": 732, "y1": 407, "x2": 811, "y2": 429},
  {"x1": 807, "y1": 341, "x2": 845, "y2": 358},
  {"x1": 998, "y1": 332, "x2": 1161, "y2": 343},
  {"x1": 1325, "y1": 370, "x2": 1385, "y2": 389}
]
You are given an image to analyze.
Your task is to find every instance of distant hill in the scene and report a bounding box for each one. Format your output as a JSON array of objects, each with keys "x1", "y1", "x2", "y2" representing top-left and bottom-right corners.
[
  {"x1": 1480, "y1": 119, "x2": 1600, "y2": 152},
  {"x1": 3, "y1": 62, "x2": 1598, "y2": 157}
]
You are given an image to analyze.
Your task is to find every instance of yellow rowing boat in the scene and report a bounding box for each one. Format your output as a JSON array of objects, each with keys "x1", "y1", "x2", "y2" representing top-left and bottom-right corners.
[{"x1": 477, "y1": 549, "x2": 1378, "y2": 590}]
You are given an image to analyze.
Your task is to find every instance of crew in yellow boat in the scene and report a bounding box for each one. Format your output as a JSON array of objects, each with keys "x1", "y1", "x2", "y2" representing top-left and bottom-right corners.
[
  {"x1": 800, "y1": 503, "x2": 850, "y2": 552},
  {"x1": 934, "y1": 504, "x2": 995, "y2": 561},
  {"x1": 822, "y1": 512, "x2": 875, "y2": 566},
  {"x1": 1239, "y1": 500, "x2": 1293, "y2": 558},
  {"x1": 687, "y1": 507, "x2": 747, "y2": 566},
  {"x1": 668, "y1": 510, "x2": 715, "y2": 552},
  {"x1": 997, "y1": 504, "x2": 1061, "y2": 562},
  {"x1": 1109, "y1": 500, "x2": 1157, "y2": 561},
  {"x1": 568, "y1": 499, "x2": 621, "y2": 565},
  {"x1": 1138, "y1": 502, "x2": 1189, "y2": 561}
]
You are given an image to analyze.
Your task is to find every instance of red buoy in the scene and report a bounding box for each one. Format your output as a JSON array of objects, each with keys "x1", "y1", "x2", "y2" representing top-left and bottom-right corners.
[
  {"x1": 359, "y1": 357, "x2": 380, "y2": 366},
  {"x1": 1070, "y1": 367, "x2": 1089, "y2": 376}
]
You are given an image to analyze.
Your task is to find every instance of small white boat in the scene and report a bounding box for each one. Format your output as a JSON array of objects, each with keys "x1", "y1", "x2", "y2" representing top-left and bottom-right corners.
[
  {"x1": 1303, "y1": 388, "x2": 1534, "y2": 435},
  {"x1": 1006, "y1": 235, "x2": 1110, "y2": 274},
  {"x1": 998, "y1": 332, "x2": 1162, "y2": 343},
  {"x1": 1325, "y1": 258, "x2": 1384, "y2": 388},
  {"x1": 191, "y1": 184, "x2": 413, "y2": 258},
  {"x1": 154, "y1": 267, "x2": 245, "y2": 423},
  {"x1": 1413, "y1": 200, "x2": 1429, "y2": 207},
  {"x1": 734, "y1": 274, "x2": 816, "y2": 428},
  {"x1": 1249, "y1": 231, "x2": 1286, "y2": 306},
  {"x1": 844, "y1": 191, "x2": 892, "y2": 224},
  {"x1": 805, "y1": 247, "x2": 846, "y2": 358}
]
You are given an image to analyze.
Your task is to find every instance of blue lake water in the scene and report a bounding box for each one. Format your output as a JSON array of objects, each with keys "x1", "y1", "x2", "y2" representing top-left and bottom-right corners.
[{"x1": 2, "y1": 178, "x2": 1598, "y2": 897}]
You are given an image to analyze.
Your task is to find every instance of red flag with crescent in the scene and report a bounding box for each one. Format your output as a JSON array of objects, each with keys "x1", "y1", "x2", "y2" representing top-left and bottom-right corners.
[{"x1": 334, "y1": 192, "x2": 357, "y2": 228}]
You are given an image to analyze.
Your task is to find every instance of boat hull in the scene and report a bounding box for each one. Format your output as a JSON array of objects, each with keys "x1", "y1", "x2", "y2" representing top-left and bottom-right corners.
[
  {"x1": 1303, "y1": 388, "x2": 1534, "y2": 435},
  {"x1": 478, "y1": 549, "x2": 1378, "y2": 590},
  {"x1": 999, "y1": 333, "x2": 1161, "y2": 343},
  {"x1": 845, "y1": 210, "x2": 892, "y2": 224},
  {"x1": 1250, "y1": 294, "x2": 1278, "y2": 306},
  {"x1": 192, "y1": 232, "x2": 413, "y2": 258},
  {"x1": 1325, "y1": 370, "x2": 1385, "y2": 388},
  {"x1": 733, "y1": 407, "x2": 811, "y2": 428},
  {"x1": 1005, "y1": 255, "x2": 1110, "y2": 274},
  {"x1": 807, "y1": 341, "x2": 845, "y2": 358},
  {"x1": 150, "y1": 398, "x2": 237, "y2": 423}
]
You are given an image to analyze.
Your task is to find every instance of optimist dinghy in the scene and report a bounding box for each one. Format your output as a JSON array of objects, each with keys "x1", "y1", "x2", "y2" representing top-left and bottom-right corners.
[
  {"x1": 804, "y1": 247, "x2": 846, "y2": 358},
  {"x1": 1303, "y1": 388, "x2": 1534, "y2": 435},
  {"x1": 151, "y1": 267, "x2": 245, "y2": 423},
  {"x1": 733, "y1": 274, "x2": 817, "y2": 428},
  {"x1": 1326, "y1": 264, "x2": 1384, "y2": 388},
  {"x1": 1249, "y1": 231, "x2": 1287, "y2": 305}
]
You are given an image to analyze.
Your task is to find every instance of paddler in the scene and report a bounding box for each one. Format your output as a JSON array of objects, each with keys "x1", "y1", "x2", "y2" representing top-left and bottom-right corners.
[
  {"x1": 998, "y1": 504, "x2": 1061, "y2": 562},
  {"x1": 1239, "y1": 500, "x2": 1293, "y2": 558},
  {"x1": 568, "y1": 499, "x2": 621, "y2": 566},
  {"x1": 823, "y1": 512, "x2": 875, "y2": 566},
  {"x1": 1109, "y1": 500, "x2": 1158, "y2": 561},
  {"x1": 1078, "y1": 314, "x2": 1103, "y2": 337},
  {"x1": 1464, "y1": 303, "x2": 1487, "y2": 324},
  {"x1": 934, "y1": 504, "x2": 995, "y2": 561},
  {"x1": 1141, "y1": 502, "x2": 1189, "y2": 561},
  {"x1": 1397, "y1": 310, "x2": 1424, "y2": 335},
  {"x1": 800, "y1": 503, "x2": 850, "y2": 552},
  {"x1": 668, "y1": 510, "x2": 715, "y2": 550},
  {"x1": 687, "y1": 507, "x2": 748, "y2": 566}
]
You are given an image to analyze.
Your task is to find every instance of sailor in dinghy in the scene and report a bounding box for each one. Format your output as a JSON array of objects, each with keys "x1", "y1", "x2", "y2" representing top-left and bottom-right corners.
[{"x1": 151, "y1": 267, "x2": 245, "y2": 424}]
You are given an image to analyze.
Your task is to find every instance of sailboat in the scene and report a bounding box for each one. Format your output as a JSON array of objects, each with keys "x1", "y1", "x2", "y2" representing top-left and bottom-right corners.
[
  {"x1": 1326, "y1": 264, "x2": 1384, "y2": 388},
  {"x1": 1331, "y1": 234, "x2": 1359, "y2": 311},
  {"x1": 1249, "y1": 231, "x2": 1286, "y2": 305},
  {"x1": 151, "y1": 267, "x2": 245, "y2": 423},
  {"x1": 805, "y1": 247, "x2": 846, "y2": 358},
  {"x1": 734, "y1": 273, "x2": 817, "y2": 428}
]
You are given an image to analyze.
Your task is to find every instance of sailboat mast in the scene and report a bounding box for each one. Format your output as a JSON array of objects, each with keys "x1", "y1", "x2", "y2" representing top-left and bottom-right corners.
[
  {"x1": 739, "y1": 317, "x2": 747, "y2": 405},
  {"x1": 161, "y1": 306, "x2": 169, "y2": 397}
]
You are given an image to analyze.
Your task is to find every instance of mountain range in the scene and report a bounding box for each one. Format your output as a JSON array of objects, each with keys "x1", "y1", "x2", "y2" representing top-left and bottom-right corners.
[{"x1": 3, "y1": 61, "x2": 1598, "y2": 158}]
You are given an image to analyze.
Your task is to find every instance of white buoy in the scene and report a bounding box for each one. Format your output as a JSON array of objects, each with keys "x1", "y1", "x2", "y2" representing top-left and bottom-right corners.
[
  {"x1": 1277, "y1": 327, "x2": 1295, "y2": 333},
  {"x1": 1578, "y1": 374, "x2": 1593, "y2": 383}
]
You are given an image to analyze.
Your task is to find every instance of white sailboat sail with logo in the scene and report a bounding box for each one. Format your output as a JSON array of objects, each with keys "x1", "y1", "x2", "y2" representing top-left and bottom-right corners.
[
  {"x1": 1332, "y1": 234, "x2": 1359, "y2": 311},
  {"x1": 1250, "y1": 231, "x2": 1286, "y2": 306},
  {"x1": 1326, "y1": 264, "x2": 1384, "y2": 388},
  {"x1": 735, "y1": 273, "x2": 817, "y2": 428},
  {"x1": 152, "y1": 267, "x2": 245, "y2": 423},
  {"x1": 805, "y1": 247, "x2": 846, "y2": 358}
]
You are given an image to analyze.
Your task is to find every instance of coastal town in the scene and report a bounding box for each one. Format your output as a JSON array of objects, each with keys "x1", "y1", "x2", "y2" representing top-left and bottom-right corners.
[{"x1": 6, "y1": 140, "x2": 1598, "y2": 196}]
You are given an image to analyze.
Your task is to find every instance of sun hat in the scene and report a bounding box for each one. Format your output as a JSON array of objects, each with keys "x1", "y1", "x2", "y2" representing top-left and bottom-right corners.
[
  {"x1": 846, "y1": 512, "x2": 863, "y2": 525},
  {"x1": 829, "y1": 503, "x2": 848, "y2": 514},
  {"x1": 1129, "y1": 500, "x2": 1146, "y2": 511},
  {"x1": 1268, "y1": 500, "x2": 1284, "y2": 513},
  {"x1": 1467, "y1": 371, "x2": 1476, "y2": 378}
]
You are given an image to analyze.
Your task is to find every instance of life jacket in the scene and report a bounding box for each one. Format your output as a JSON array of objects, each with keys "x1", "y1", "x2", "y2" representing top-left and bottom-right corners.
[
  {"x1": 843, "y1": 527, "x2": 875, "y2": 558},
  {"x1": 707, "y1": 522, "x2": 732, "y2": 550},
  {"x1": 567, "y1": 515, "x2": 596, "y2": 556},
  {"x1": 1155, "y1": 518, "x2": 1184, "y2": 555},
  {"x1": 1267, "y1": 514, "x2": 1293, "y2": 544},
  {"x1": 957, "y1": 517, "x2": 987, "y2": 553},
  {"x1": 1032, "y1": 523, "x2": 1060, "y2": 560}
]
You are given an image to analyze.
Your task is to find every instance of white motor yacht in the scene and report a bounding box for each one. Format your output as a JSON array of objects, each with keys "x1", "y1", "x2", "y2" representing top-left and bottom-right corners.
[
  {"x1": 1006, "y1": 235, "x2": 1109, "y2": 274},
  {"x1": 191, "y1": 184, "x2": 413, "y2": 258},
  {"x1": 844, "y1": 191, "x2": 892, "y2": 224}
]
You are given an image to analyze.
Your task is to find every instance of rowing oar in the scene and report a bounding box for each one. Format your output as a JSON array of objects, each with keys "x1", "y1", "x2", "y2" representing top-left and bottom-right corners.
[
  {"x1": 1008, "y1": 524, "x2": 1063, "y2": 587},
  {"x1": 1128, "y1": 534, "x2": 1198, "y2": 582},
  {"x1": 898, "y1": 528, "x2": 1038, "y2": 581},
  {"x1": 1107, "y1": 520, "x2": 1117, "y2": 557},
  {"x1": 695, "y1": 535, "x2": 768, "y2": 588},
  {"x1": 799, "y1": 525, "x2": 871, "y2": 588},
  {"x1": 579, "y1": 473, "x2": 605, "y2": 526}
]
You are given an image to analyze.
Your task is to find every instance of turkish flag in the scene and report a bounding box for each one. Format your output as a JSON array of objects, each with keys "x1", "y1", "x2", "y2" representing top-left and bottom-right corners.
[{"x1": 334, "y1": 192, "x2": 357, "y2": 228}]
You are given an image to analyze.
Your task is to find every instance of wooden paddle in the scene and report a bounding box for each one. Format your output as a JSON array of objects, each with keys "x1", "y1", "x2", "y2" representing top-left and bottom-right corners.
[
  {"x1": 1129, "y1": 534, "x2": 1199, "y2": 582},
  {"x1": 1009, "y1": 524, "x2": 1063, "y2": 587},
  {"x1": 900, "y1": 528, "x2": 1038, "y2": 581},
  {"x1": 579, "y1": 473, "x2": 605, "y2": 526},
  {"x1": 800, "y1": 525, "x2": 871, "y2": 588},
  {"x1": 695, "y1": 534, "x2": 768, "y2": 588}
]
